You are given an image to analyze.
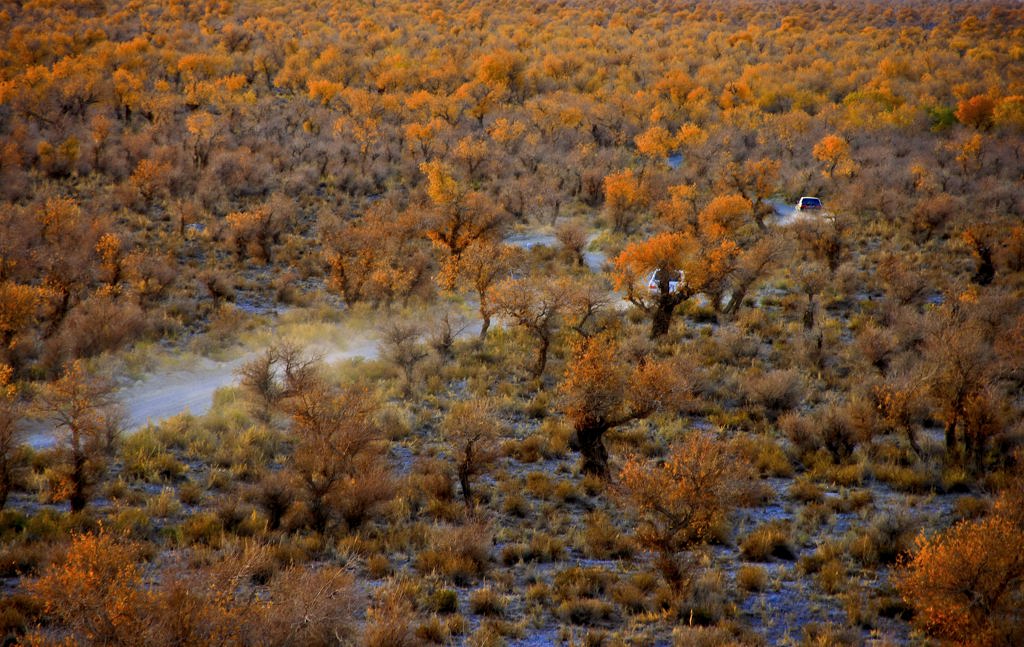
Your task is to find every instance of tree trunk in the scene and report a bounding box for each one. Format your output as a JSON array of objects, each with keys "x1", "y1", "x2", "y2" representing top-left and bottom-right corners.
[
  {"x1": 906, "y1": 426, "x2": 923, "y2": 458},
  {"x1": 531, "y1": 335, "x2": 550, "y2": 378},
  {"x1": 651, "y1": 303, "x2": 673, "y2": 339},
  {"x1": 70, "y1": 452, "x2": 86, "y2": 512},
  {"x1": 803, "y1": 294, "x2": 815, "y2": 330},
  {"x1": 973, "y1": 246, "x2": 995, "y2": 286},
  {"x1": 723, "y1": 286, "x2": 748, "y2": 317},
  {"x1": 944, "y1": 417, "x2": 959, "y2": 461},
  {"x1": 458, "y1": 467, "x2": 473, "y2": 509},
  {"x1": 0, "y1": 458, "x2": 11, "y2": 511},
  {"x1": 572, "y1": 424, "x2": 610, "y2": 477},
  {"x1": 479, "y1": 313, "x2": 490, "y2": 340}
]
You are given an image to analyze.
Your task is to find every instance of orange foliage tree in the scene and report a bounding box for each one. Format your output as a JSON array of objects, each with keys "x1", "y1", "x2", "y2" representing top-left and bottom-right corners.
[
  {"x1": 618, "y1": 434, "x2": 754, "y2": 591},
  {"x1": 446, "y1": 240, "x2": 522, "y2": 339},
  {"x1": 896, "y1": 483, "x2": 1024, "y2": 645},
  {"x1": 613, "y1": 231, "x2": 739, "y2": 338},
  {"x1": 282, "y1": 373, "x2": 393, "y2": 532},
  {"x1": 490, "y1": 275, "x2": 575, "y2": 379},
  {"x1": 441, "y1": 398, "x2": 504, "y2": 509},
  {"x1": 321, "y1": 204, "x2": 432, "y2": 307},
  {"x1": 421, "y1": 159, "x2": 506, "y2": 285},
  {"x1": 956, "y1": 94, "x2": 996, "y2": 130},
  {"x1": 0, "y1": 365, "x2": 22, "y2": 511},
  {"x1": 812, "y1": 133, "x2": 856, "y2": 179},
  {"x1": 561, "y1": 332, "x2": 692, "y2": 476},
  {"x1": 603, "y1": 168, "x2": 649, "y2": 235},
  {"x1": 29, "y1": 531, "x2": 148, "y2": 645},
  {"x1": 33, "y1": 361, "x2": 121, "y2": 512}
]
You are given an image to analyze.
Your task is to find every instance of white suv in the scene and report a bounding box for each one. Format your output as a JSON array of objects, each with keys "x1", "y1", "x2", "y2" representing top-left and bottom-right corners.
[{"x1": 646, "y1": 269, "x2": 684, "y2": 293}]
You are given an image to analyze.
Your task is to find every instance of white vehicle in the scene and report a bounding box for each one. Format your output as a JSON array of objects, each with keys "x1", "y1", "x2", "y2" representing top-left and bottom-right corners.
[
  {"x1": 646, "y1": 269, "x2": 684, "y2": 294},
  {"x1": 796, "y1": 196, "x2": 824, "y2": 211}
]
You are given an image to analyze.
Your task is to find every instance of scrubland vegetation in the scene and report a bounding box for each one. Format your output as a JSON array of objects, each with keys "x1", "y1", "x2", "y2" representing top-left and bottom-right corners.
[{"x1": 1, "y1": 0, "x2": 1024, "y2": 644}]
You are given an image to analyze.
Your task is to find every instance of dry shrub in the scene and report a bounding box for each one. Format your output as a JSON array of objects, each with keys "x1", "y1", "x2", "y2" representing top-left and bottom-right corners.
[
  {"x1": 253, "y1": 470, "x2": 297, "y2": 532},
  {"x1": 258, "y1": 566, "x2": 361, "y2": 647},
  {"x1": 739, "y1": 368, "x2": 804, "y2": 420},
  {"x1": 848, "y1": 511, "x2": 916, "y2": 568},
  {"x1": 414, "y1": 522, "x2": 492, "y2": 585},
  {"x1": 780, "y1": 402, "x2": 861, "y2": 462},
  {"x1": 896, "y1": 482, "x2": 1024, "y2": 645},
  {"x1": 551, "y1": 566, "x2": 620, "y2": 626},
  {"x1": 736, "y1": 565, "x2": 769, "y2": 592},
  {"x1": 610, "y1": 579, "x2": 649, "y2": 615},
  {"x1": 26, "y1": 532, "x2": 146, "y2": 645},
  {"x1": 468, "y1": 585, "x2": 506, "y2": 617},
  {"x1": 580, "y1": 511, "x2": 634, "y2": 560},
  {"x1": 740, "y1": 521, "x2": 796, "y2": 561},
  {"x1": 732, "y1": 434, "x2": 793, "y2": 477},
  {"x1": 406, "y1": 457, "x2": 455, "y2": 506},
  {"x1": 363, "y1": 578, "x2": 419, "y2": 647},
  {"x1": 43, "y1": 293, "x2": 148, "y2": 368},
  {"x1": 788, "y1": 476, "x2": 824, "y2": 503},
  {"x1": 618, "y1": 434, "x2": 755, "y2": 589},
  {"x1": 556, "y1": 219, "x2": 589, "y2": 266}
]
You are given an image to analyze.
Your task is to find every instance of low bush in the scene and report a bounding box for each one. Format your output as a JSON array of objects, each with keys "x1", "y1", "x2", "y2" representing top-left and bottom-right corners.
[
  {"x1": 414, "y1": 523, "x2": 491, "y2": 585},
  {"x1": 736, "y1": 565, "x2": 769, "y2": 592},
  {"x1": 468, "y1": 585, "x2": 506, "y2": 617},
  {"x1": 740, "y1": 521, "x2": 796, "y2": 561}
]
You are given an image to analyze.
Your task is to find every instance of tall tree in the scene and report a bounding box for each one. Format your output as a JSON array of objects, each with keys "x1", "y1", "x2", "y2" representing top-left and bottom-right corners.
[
  {"x1": 34, "y1": 361, "x2": 121, "y2": 512},
  {"x1": 561, "y1": 332, "x2": 692, "y2": 476}
]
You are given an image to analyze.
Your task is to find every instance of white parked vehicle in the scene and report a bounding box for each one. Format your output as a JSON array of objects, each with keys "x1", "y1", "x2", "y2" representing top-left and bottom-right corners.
[
  {"x1": 646, "y1": 269, "x2": 684, "y2": 294},
  {"x1": 796, "y1": 196, "x2": 824, "y2": 211}
]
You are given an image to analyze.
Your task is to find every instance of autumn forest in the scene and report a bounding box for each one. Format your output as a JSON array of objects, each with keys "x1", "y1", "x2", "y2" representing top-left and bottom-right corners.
[{"x1": 1, "y1": 0, "x2": 1023, "y2": 644}]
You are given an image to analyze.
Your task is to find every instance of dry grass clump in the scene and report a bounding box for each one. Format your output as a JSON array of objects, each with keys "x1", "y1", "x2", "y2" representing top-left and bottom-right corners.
[
  {"x1": 364, "y1": 578, "x2": 419, "y2": 647},
  {"x1": 414, "y1": 522, "x2": 492, "y2": 585},
  {"x1": 736, "y1": 564, "x2": 770, "y2": 592},
  {"x1": 733, "y1": 434, "x2": 794, "y2": 478},
  {"x1": 145, "y1": 488, "x2": 182, "y2": 519},
  {"x1": 426, "y1": 587, "x2": 459, "y2": 614},
  {"x1": 740, "y1": 368, "x2": 805, "y2": 420},
  {"x1": 609, "y1": 578, "x2": 650, "y2": 615},
  {"x1": 414, "y1": 613, "x2": 467, "y2": 644},
  {"x1": 120, "y1": 431, "x2": 187, "y2": 483},
  {"x1": 798, "y1": 540, "x2": 845, "y2": 577},
  {"x1": 524, "y1": 471, "x2": 555, "y2": 499},
  {"x1": 872, "y1": 461, "x2": 935, "y2": 493},
  {"x1": 671, "y1": 624, "x2": 747, "y2": 647},
  {"x1": 552, "y1": 567, "x2": 619, "y2": 627},
  {"x1": 847, "y1": 510, "x2": 917, "y2": 567},
  {"x1": 677, "y1": 568, "x2": 729, "y2": 626},
  {"x1": 468, "y1": 585, "x2": 507, "y2": 617},
  {"x1": 740, "y1": 521, "x2": 796, "y2": 561},
  {"x1": 799, "y1": 622, "x2": 861, "y2": 646},
  {"x1": 500, "y1": 531, "x2": 565, "y2": 565},
  {"x1": 788, "y1": 476, "x2": 824, "y2": 503},
  {"x1": 815, "y1": 558, "x2": 848, "y2": 594},
  {"x1": 579, "y1": 511, "x2": 634, "y2": 560}
]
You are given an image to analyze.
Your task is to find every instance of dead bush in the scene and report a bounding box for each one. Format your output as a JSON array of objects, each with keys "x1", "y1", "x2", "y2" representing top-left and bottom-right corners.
[
  {"x1": 739, "y1": 368, "x2": 804, "y2": 420},
  {"x1": 414, "y1": 523, "x2": 492, "y2": 585}
]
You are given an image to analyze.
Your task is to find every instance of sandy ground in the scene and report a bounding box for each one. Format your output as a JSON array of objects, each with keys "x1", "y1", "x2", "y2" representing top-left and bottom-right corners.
[{"x1": 25, "y1": 331, "x2": 384, "y2": 449}]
